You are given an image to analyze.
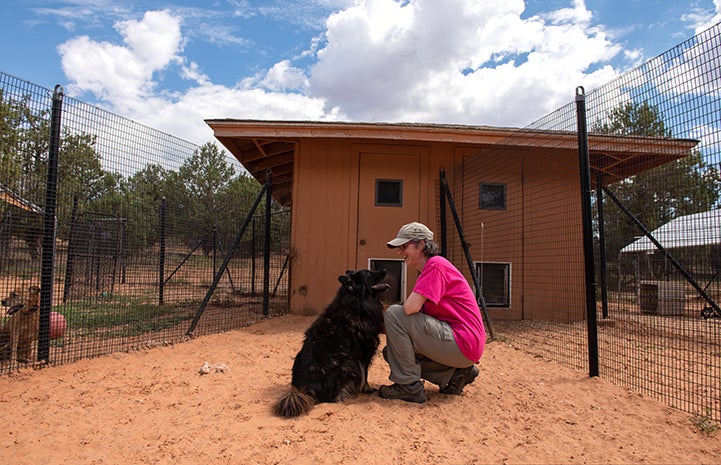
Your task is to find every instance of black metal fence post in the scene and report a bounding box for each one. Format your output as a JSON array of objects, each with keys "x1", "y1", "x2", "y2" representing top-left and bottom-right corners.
[
  {"x1": 159, "y1": 197, "x2": 166, "y2": 306},
  {"x1": 439, "y1": 168, "x2": 447, "y2": 257},
  {"x1": 37, "y1": 85, "x2": 63, "y2": 363},
  {"x1": 575, "y1": 86, "x2": 599, "y2": 378},
  {"x1": 263, "y1": 170, "x2": 272, "y2": 316},
  {"x1": 251, "y1": 218, "x2": 257, "y2": 295}
]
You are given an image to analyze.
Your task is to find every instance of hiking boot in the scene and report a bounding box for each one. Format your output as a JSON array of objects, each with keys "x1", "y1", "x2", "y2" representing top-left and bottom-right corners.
[
  {"x1": 379, "y1": 381, "x2": 427, "y2": 403},
  {"x1": 440, "y1": 365, "x2": 479, "y2": 395}
]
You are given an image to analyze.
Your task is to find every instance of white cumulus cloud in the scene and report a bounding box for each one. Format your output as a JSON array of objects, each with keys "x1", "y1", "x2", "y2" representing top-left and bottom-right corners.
[
  {"x1": 56, "y1": 0, "x2": 648, "y2": 144},
  {"x1": 59, "y1": 10, "x2": 184, "y2": 107},
  {"x1": 309, "y1": 0, "x2": 621, "y2": 125}
]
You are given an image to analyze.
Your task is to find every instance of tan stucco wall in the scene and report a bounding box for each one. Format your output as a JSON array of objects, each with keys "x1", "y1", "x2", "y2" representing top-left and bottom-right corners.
[
  {"x1": 289, "y1": 138, "x2": 357, "y2": 315},
  {"x1": 521, "y1": 149, "x2": 585, "y2": 322}
]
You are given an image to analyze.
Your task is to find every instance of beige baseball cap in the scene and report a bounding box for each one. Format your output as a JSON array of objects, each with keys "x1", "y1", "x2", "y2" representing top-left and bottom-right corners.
[{"x1": 386, "y1": 222, "x2": 434, "y2": 248}]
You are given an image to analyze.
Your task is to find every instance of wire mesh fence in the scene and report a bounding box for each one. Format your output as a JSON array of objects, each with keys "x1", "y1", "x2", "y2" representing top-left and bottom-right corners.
[
  {"x1": 2, "y1": 21, "x2": 720, "y2": 427},
  {"x1": 0, "y1": 73, "x2": 289, "y2": 374},
  {"x1": 446, "y1": 22, "x2": 721, "y2": 422}
]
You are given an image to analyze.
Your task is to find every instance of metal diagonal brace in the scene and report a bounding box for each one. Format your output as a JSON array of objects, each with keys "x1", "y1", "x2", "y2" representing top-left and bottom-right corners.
[
  {"x1": 440, "y1": 174, "x2": 495, "y2": 340},
  {"x1": 603, "y1": 186, "x2": 721, "y2": 317},
  {"x1": 186, "y1": 176, "x2": 271, "y2": 336}
]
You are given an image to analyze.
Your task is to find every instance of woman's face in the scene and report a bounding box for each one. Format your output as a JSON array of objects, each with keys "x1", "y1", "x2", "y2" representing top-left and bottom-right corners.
[{"x1": 397, "y1": 239, "x2": 426, "y2": 270}]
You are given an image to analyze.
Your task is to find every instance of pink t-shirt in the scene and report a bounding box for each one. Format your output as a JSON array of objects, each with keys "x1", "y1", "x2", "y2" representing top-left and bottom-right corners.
[{"x1": 413, "y1": 255, "x2": 486, "y2": 363}]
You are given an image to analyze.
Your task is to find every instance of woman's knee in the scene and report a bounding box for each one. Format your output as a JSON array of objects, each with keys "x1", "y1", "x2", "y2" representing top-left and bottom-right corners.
[{"x1": 384, "y1": 304, "x2": 405, "y2": 324}]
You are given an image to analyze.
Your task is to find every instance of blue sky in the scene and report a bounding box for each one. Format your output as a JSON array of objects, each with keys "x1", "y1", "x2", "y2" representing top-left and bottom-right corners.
[{"x1": 2, "y1": 0, "x2": 720, "y2": 145}]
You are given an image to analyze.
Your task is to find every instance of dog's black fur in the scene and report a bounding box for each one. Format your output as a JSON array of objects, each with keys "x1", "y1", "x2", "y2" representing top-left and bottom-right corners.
[{"x1": 274, "y1": 269, "x2": 390, "y2": 418}]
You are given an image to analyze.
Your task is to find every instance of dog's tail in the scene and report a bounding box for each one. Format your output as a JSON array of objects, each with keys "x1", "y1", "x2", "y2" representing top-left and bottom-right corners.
[{"x1": 274, "y1": 387, "x2": 315, "y2": 418}]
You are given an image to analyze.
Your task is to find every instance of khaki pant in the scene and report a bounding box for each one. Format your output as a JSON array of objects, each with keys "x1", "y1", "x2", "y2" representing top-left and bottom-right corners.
[{"x1": 383, "y1": 304, "x2": 473, "y2": 387}]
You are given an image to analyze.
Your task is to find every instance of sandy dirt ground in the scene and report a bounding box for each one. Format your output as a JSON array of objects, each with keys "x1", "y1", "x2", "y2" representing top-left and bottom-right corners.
[{"x1": 0, "y1": 314, "x2": 719, "y2": 465}]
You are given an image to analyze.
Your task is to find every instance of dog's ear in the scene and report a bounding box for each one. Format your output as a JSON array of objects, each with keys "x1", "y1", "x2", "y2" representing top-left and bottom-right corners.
[{"x1": 340, "y1": 269, "x2": 358, "y2": 284}]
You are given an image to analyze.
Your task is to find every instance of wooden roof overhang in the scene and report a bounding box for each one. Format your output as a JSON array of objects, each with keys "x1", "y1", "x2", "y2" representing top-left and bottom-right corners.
[{"x1": 205, "y1": 120, "x2": 699, "y2": 207}]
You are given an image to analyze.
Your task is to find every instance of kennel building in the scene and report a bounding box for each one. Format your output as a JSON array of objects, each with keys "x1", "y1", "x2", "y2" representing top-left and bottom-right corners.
[{"x1": 205, "y1": 120, "x2": 696, "y2": 321}]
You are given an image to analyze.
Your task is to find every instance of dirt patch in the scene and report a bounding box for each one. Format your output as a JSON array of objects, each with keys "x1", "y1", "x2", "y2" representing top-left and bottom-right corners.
[{"x1": 0, "y1": 314, "x2": 718, "y2": 465}]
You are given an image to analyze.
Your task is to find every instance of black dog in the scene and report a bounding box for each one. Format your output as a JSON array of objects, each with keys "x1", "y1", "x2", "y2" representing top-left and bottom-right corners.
[{"x1": 274, "y1": 269, "x2": 390, "y2": 418}]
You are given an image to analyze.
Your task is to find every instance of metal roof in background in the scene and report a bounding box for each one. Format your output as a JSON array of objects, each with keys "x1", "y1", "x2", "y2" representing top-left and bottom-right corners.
[
  {"x1": 0, "y1": 184, "x2": 43, "y2": 213},
  {"x1": 621, "y1": 209, "x2": 721, "y2": 253}
]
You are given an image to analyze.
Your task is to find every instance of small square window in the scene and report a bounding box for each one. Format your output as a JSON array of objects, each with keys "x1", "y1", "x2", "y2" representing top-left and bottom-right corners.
[
  {"x1": 376, "y1": 179, "x2": 403, "y2": 207},
  {"x1": 479, "y1": 183, "x2": 506, "y2": 210}
]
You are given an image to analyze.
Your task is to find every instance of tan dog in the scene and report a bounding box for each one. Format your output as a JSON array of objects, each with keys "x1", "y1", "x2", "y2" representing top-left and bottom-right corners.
[{"x1": 1, "y1": 286, "x2": 40, "y2": 363}]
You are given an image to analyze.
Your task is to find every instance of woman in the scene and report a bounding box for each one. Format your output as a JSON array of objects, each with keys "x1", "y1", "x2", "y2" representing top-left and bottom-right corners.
[{"x1": 379, "y1": 222, "x2": 486, "y2": 403}]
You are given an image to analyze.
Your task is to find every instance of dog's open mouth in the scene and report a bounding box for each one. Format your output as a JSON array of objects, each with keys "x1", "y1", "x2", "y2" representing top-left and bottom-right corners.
[
  {"x1": 6, "y1": 304, "x2": 24, "y2": 316},
  {"x1": 372, "y1": 283, "x2": 391, "y2": 291}
]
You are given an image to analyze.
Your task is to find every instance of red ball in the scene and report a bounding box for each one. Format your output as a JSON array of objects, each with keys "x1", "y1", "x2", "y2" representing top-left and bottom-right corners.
[{"x1": 49, "y1": 312, "x2": 67, "y2": 339}]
